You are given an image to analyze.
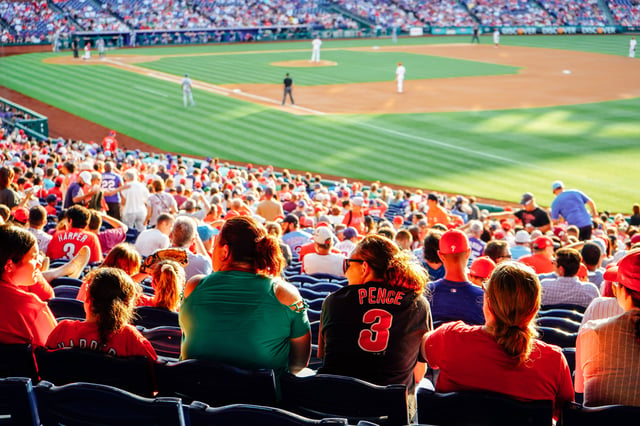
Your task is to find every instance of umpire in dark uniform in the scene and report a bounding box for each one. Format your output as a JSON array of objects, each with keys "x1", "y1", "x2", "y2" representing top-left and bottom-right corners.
[
  {"x1": 471, "y1": 24, "x2": 480, "y2": 43},
  {"x1": 282, "y1": 73, "x2": 294, "y2": 106},
  {"x1": 72, "y1": 38, "x2": 79, "y2": 58}
]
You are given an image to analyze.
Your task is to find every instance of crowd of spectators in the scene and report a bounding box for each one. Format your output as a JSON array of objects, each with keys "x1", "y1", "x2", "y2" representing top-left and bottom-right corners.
[
  {"x1": 102, "y1": 0, "x2": 211, "y2": 31},
  {"x1": 56, "y1": 0, "x2": 130, "y2": 32},
  {"x1": 333, "y1": 0, "x2": 421, "y2": 30},
  {"x1": 538, "y1": 0, "x2": 610, "y2": 26},
  {"x1": 607, "y1": 0, "x2": 640, "y2": 25},
  {"x1": 2, "y1": 112, "x2": 640, "y2": 412},
  {"x1": 400, "y1": 0, "x2": 476, "y2": 27},
  {"x1": 0, "y1": 0, "x2": 72, "y2": 43},
  {"x1": 462, "y1": 0, "x2": 555, "y2": 26}
]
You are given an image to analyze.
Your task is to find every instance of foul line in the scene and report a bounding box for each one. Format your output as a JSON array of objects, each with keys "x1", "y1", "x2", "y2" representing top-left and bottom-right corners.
[{"x1": 103, "y1": 58, "x2": 325, "y2": 116}]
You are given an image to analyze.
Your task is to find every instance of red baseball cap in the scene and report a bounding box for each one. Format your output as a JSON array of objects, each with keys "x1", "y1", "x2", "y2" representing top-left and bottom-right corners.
[
  {"x1": 532, "y1": 236, "x2": 553, "y2": 250},
  {"x1": 603, "y1": 264, "x2": 618, "y2": 282},
  {"x1": 11, "y1": 207, "x2": 29, "y2": 224},
  {"x1": 469, "y1": 256, "x2": 496, "y2": 279},
  {"x1": 393, "y1": 215, "x2": 404, "y2": 225},
  {"x1": 439, "y1": 230, "x2": 469, "y2": 254},
  {"x1": 631, "y1": 234, "x2": 640, "y2": 245},
  {"x1": 618, "y1": 250, "x2": 640, "y2": 292}
]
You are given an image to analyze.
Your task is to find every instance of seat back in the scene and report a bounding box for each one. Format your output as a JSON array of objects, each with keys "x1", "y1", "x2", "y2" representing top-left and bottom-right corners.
[
  {"x1": 537, "y1": 327, "x2": 577, "y2": 348},
  {"x1": 417, "y1": 388, "x2": 553, "y2": 426},
  {"x1": 0, "y1": 377, "x2": 40, "y2": 426},
  {"x1": 0, "y1": 344, "x2": 38, "y2": 381},
  {"x1": 154, "y1": 359, "x2": 278, "y2": 407},
  {"x1": 561, "y1": 401, "x2": 640, "y2": 425},
  {"x1": 47, "y1": 298, "x2": 85, "y2": 320},
  {"x1": 305, "y1": 282, "x2": 343, "y2": 294},
  {"x1": 49, "y1": 277, "x2": 83, "y2": 288},
  {"x1": 34, "y1": 347, "x2": 156, "y2": 397},
  {"x1": 540, "y1": 304, "x2": 586, "y2": 314},
  {"x1": 53, "y1": 285, "x2": 80, "y2": 299},
  {"x1": 187, "y1": 401, "x2": 349, "y2": 426},
  {"x1": 35, "y1": 381, "x2": 184, "y2": 426},
  {"x1": 279, "y1": 373, "x2": 409, "y2": 426},
  {"x1": 536, "y1": 316, "x2": 580, "y2": 333},
  {"x1": 132, "y1": 306, "x2": 179, "y2": 329},
  {"x1": 140, "y1": 326, "x2": 182, "y2": 359},
  {"x1": 538, "y1": 308, "x2": 584, "y2": 323}
]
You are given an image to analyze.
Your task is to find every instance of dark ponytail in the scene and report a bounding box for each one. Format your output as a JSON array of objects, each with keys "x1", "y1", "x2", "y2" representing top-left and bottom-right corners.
[{"x1": 87, "y1": 268, "x2": 138, "y2": 345}]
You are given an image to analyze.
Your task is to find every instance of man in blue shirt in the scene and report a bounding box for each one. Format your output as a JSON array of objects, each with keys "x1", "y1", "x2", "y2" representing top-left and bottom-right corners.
[
  {"x1": 550, "y1": 180, "x2": 597, "y2": 241},
  {"x1": 427, "y1": 229, "x2": 484, "y2": 326}
]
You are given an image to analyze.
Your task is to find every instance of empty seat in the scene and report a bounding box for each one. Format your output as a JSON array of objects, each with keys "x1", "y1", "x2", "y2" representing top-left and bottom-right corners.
[
  {"x1": 562, "y1": 401, "x2": 640, "y2": 425},
  {"x1": 35, "y1": 381, "x2": 184, "y2": 426},
  {"x1": 305, "y1": 282, "x2": 343, "y2": 294},
  {"x1": 49, "y1": 277, "x2": 83, "y2": 288},
  {"x1": 154, "y1": 359, "x2": 278, "y2": 407},
  {"x1": 34, "y1": 347, "x2": 156, "y2": 397},
  {"x1": 536, "y1": 316, "x2": 580, "y2": 333},
  {"x1": 187, "y1": 401, "x2": 350, "y2": 426},
  {"x1": 537, "y1": 327, "x2": 577, "y2": 348},
  {"x1": 140, "y1": 326, "x2": 182, "y2": 359},
  {"x1": 132, "y1": 306, "x2": 179, "y2": 329},
  {"x1": 541, "y1": 304, "x2": 586, "y2": 314},
  {"x1": 0, "y1": 377, "x2": 40, "y2": 426},
  {"x1": 47, "y1": 298, "x2": 85, "y2": 320},
  {"x1": 417, "y1": 388, "x2": 553, "y2": 426},
  {"x1": 280, "y1": 373, "x2": 409, "y2": 426},
  {"x1": 53, "y1": 285, "x2": 80, "y2": 299},
  {"x1": 0, "y1": 343, "x2": 38, "y2": 381},
  {"x1": 538, "y1": 309, "x2": 584, "y2": 323}
]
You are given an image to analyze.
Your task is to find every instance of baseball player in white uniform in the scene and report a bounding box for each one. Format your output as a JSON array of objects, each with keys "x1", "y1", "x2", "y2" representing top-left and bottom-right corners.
[
  {"x1": 395, "y1": 62, "x2": 406, "y2": 93},
  {"x1": 96, "y1": 38, "x2": 105, "y2": 58},
  {"x1": 311, "y1": 36, "x2": 322, "y2": 62},
  {"x1": 82, "y1": 43, "x2": 91, "y2": 60},
  {"x1": 181, "y1": 73, "x2": 195, "y2": 107},
  {"x1": 630, "y1": 36, "x2": 637, "y2": 58},
  {"x1": 493, "y1": 28, "x2": 500, "y2": 48}
]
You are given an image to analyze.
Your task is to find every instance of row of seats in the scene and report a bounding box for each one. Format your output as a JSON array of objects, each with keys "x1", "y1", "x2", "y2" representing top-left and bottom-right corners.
[{"x1": 3, "y1": 373, "x2": 639, "y2": 426}]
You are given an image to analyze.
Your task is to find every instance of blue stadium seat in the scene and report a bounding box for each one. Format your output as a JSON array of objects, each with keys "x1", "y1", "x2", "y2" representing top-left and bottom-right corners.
[
  {"x1": 562, "y1": 401, "x2": 640, "y2": 425},
  {"x1": 49, "y1": 277, "x2": 83, "y2": 288},
  {"x1": 308, "y1": 273, "x2": 347, "y2": 284},
  {"x1": 299, "y1": 288, "x2": 329, "y2": 301},
  {"x1": 132, "y1": 306, "x2": 179, "y2": 329},
  {"x1": 0, "y1": 344, "x2": 38, "y2": 381},
  {"x1": 279, "y1": 373, "x2": 409, "y2": 426},
  {"x1": 34, "y1": 347, "x2": 156, "y2": 397},
  {"x1": 538, "y1": 309, "x2": 584, "y2": 324},
  {"x1": 35, "y1": 381, "x2": 185, "y2": 426},
  {"x1": 0, "y1": 377, "x2": 40, "y2": 426},
  {"x1": 53, "y1": 285, "x2": 80, "y2": 299},
  {"x1": 541, "y1": 304, "x2": 586, "y2": 314},
  {"x1": 186, "y1": 401, "x2": 350, "y2": 426},
  {"x1": 140, "y1": 326, "x2": 182, "y2": 360},
  {"x1": 154, "y1": 359, "x2": 278, "y2": 407},
  {"x1": 537, "y1": 327, "x2": 577, "y2": 348},
  {"x1": 417, "y1": 388, "x2": 553, "y2": 426},
  {"x1": 305, "y1": 282, "x2": 343, "y2": 294},
  {"x1": 536, "y1": 316, "x2": 580, "y2": 333},
  {"x1": 47, "y1": 298, "x2": 85, "y2": 320},
  {"x1": 287, "y1": 274, "x2": 322, "y2": 286}
]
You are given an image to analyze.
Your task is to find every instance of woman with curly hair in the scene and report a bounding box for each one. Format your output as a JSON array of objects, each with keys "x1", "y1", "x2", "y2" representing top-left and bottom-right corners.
[
  {"x1": 421, "y1": 262, "x2": 573, "y2": 419},
  {"x1": 46, "y1": 267, "x2": 157, "y2": 360},
  {"x1": 318, "y1": 234, "x2": 431, "y2": 394}
]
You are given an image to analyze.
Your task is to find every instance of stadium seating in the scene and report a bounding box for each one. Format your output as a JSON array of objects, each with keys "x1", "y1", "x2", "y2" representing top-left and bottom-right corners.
[
  {"x1": 561, "y1": 401, "x2": 640, "y2": 424},
  {"x1": 34, "y1": 347, "x2": 156, "y2": 397},
  {"x1": 538, "y1": 308, "x2": 584, "y2": 324},
  {"x1": 416, "y1": 388, "x2": 554, "y2": 426},
  {"x1": 34, "y1": 380, "x2": 185, "y2": 426},
  {"x1": 49, "y1": 277, "x2": 83, "y2": 288},
  {"x1": 0, "y1": 344, "x2": 38, "y2": 381},
  {"x1": 279, "y1": 373, "x2": 409, "y2": 425},
  {"x1": 47, "y1": 298, "x2": 86, "y2": 320},
  {"x1": 132, "y1": 306, "x2": 179, "y2": 329},
  {"x1": 140, "y1": 326, "x2": 182, "y2": 359},
  {"x1": 541, "y1": 304, "x2": 587, "y2": 314},
  {"x1": 0, "y1": 377, "x2": 40, "y2": 426},
  {"x1": 536, "y1": 316, "x2": 581, "y2": 333},
  {"x1": 154, "y1": 358, "x2": 278, "y2": 407},
  {"x1": 186, "y1": 400, "x2": 351, "y2": 426},
  {"x1": 53, "y1": 285, "x2": 80, "y2": 299},
  {"x1": 537, "y1": 327, "x2": 578, "y2": 348}
]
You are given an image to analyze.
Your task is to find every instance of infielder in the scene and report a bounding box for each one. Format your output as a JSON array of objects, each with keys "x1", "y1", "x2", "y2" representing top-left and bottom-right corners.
[
  {"x1": 96, "y1": 37, "x2": 105, "y2": 58},
  {"x1": 181, "y1": 73, "x2": 195, "y2": 107},
  {"x1": 311, "y1": 36, "x2": 322, "y2": 62},
  {"x1": 630, "y1": 36, "x2": 637, "y2": 58},
  {"x1": 493, "y1": 28, "x2": 500, "y2": 48},
  {"x1": 395, "y1": 62, "x2": 406, "y2": 93}
]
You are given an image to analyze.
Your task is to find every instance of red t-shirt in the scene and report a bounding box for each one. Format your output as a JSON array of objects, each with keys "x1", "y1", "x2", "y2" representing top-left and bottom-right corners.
[
  {"x1": 46, "y1": 320, "x2": 157, "y2": 360},
  {"x1": 518, "y1": 254, "x2": 554, "y2": 274},
  {"x1": 47, "y1": 227, "x2": 103, "y2": 263},
  {"x1": 102, "y1": 136, "x2": 118, "y2": 152},
  {"x1": 423, "y1": 321, "x2": 573, "y2": 418},
  {"x1": 0, "y1": 282, "x2": 57, "y2": 346},
  {"x1": 342, "y1": 210, "x2": 365, "y2": 234}
]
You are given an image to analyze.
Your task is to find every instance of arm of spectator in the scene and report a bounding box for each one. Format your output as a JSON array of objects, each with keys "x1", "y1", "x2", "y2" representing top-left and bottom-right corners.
[
  {"x1": 276, "y1": 280, "x2": 311, "y2": 373},
  {"x1": 586, "y1": 199, "x2": 598, "y2": 218},
  {"x1": 192, "y1": 230, "x2": 209, "y2": 257},
  {"x1": 487, "y1": 211, "x2": 516, "y2": 220},
  {"x1": 183, "y1": 274, "x2": 206, "y2": 299},
  {"x1": 100, "y1": 211, "x2": 128, "y2": 233},
  {"x1": 102, "y1": 183, "x2": 128, "y2": 197},
  {"x1": 72, "y1": 185, "x2": 99, "y2": 204},
  {"x1": 198, "y1": 192, "x2": 211, "y2": 213}
]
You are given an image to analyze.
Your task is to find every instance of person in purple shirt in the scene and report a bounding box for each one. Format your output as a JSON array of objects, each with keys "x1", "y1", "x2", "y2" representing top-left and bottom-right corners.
[
  {"x1": 427, "y1": 229, "x2": 485, "y2": 326},
  {"x1": 101, "y1": 162, "x2": 123, "y2": 220},
  {"x1": 550, "y1": 180, "x2": 597, "y2": 241}
]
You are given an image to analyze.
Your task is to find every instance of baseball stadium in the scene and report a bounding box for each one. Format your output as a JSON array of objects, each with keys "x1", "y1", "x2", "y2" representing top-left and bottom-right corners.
[{"x1": 1, "y1": 0, "x2": 640, "y2": 424}]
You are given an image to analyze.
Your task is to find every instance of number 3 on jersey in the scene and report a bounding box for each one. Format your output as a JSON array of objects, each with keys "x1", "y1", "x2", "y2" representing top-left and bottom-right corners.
[{"x1": 358, "y1": 308, "x2": 392, "y2": 352}]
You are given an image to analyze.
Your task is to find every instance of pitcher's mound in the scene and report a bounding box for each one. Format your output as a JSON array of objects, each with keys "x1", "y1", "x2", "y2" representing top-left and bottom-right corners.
[{"x1": 271, "y1": 60, "x2": 337, "y2": 67}]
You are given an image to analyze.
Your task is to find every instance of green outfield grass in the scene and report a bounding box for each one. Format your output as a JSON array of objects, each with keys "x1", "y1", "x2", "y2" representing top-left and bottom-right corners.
[{"x1": 1, "y1": 35, "x2": 638, "y2": 212}]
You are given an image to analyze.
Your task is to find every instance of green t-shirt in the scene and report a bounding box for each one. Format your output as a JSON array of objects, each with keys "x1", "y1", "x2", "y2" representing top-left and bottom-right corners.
[{"x1": 179, "y1": 270, "x2": 310, "y2": 373}]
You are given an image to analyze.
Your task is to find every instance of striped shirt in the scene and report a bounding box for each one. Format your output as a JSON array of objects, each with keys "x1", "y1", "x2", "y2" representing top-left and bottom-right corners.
[
  {"x1": 540, "y1": 276, "x2": 600, "y2": 308},
  {"x1": 576, "y1": 309, "x2": 640, "y2": 406},
  {"x1": 580, "y1": 297, "x2": 623, "y2": 329}
]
